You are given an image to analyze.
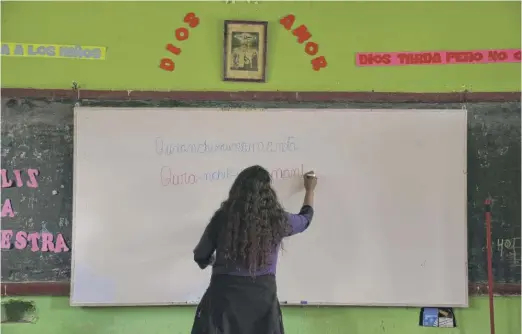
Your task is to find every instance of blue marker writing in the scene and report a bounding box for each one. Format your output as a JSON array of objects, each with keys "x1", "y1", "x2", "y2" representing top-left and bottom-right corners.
[{"x1": 300, "y1": 300, "x2": 308, "y2": 305}]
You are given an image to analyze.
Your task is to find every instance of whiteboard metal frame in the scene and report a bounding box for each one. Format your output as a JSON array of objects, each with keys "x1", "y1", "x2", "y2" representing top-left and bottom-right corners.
[{"x1": 70, "y1": 107, "x2": 469, "y2": 307}]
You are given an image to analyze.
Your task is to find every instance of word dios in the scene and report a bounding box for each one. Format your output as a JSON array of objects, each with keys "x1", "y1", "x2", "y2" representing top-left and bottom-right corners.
[
  {"x1": 1, "y1": 230, "x2": 69, "y2": 253},
  {"x1": 159, "y1": 12, "x2": 200, "y2": 72},
  {"x1": 161, "y1": 163, "x2": 306, "y2": 186},
  {"x1": 279, "y1": 14, "x2": 327, "y2": 71},
  {"x1": 356, "y1": 49, "x2": 521, "y2": 67},
  {"x1": 155, "y1": 136, "x2": 297, "y2": 155},
  {"x1": 1, "y1": 169, "x2": 39, "y2": 218},
  {"x1": 1, "y1": 43, "x2": 106, "y2": 60}
]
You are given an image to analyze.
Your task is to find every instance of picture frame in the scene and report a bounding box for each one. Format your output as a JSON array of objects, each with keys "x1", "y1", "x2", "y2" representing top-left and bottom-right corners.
[{"x1": 223, "y1": 20, "x2": 268, "y2": 83}]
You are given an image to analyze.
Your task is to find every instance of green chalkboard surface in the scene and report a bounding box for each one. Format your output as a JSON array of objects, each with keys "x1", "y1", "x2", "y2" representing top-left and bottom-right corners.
[
  {"x1": 1, "y1": 100, "x2": 73, "y2": 281},
  {"x1": 1, "y1": 98, "x2": 520, "y2": 286}
]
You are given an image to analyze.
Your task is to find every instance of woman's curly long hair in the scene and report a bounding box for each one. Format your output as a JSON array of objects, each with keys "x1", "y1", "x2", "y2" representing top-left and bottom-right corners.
[{"x1": 219, "y1": 165, "x2": 290, "y2": 273}]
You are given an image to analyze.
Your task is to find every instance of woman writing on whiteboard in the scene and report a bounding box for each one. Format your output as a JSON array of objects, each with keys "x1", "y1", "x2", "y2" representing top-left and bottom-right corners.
[{"x1": 191, "y1": 165, "x2": 317, "y2": 334}]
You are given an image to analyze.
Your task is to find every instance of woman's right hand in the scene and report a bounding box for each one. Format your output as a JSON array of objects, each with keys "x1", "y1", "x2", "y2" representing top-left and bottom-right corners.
[{"x1": 304, "y1": 171, "x2": 317, "y2": 192}]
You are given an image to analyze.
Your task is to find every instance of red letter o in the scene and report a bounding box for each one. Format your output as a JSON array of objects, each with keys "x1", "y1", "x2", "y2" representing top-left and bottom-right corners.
[
  {"x1": 175, "y1": 27, "x2": 189, "y2": 41},
  {"x1": 305, "y1": 42, "x2": 319, "y2": 56}
]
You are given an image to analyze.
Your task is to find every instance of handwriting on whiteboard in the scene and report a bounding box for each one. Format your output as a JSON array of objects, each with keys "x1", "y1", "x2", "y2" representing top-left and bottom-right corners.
[
  {"x1": 161, "y1": 164, "x2": 306, "y2": 186},
  {"x1": 155, "y1": 136, "x2": 297, "y2": 155},
  {"x1": 496, "y1": 237, "x2": 521, "y2": 268}
]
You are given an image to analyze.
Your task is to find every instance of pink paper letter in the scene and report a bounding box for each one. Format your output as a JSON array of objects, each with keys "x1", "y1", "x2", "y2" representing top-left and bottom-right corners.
[
  {"x1": 1, "y1": 199, "x2": 14, "y2": 218},
  {"x1": 14, "y1": 231, "x2": 28, "y2": 250},
  {"x1": 40, "y1": 232, "x2": 55, "y2": 252},
  {"x1": 27, "y1": 232, "x2": 40, "y2": 252},
  {"x1": 0, "y1": 230, "x2": 13, "y2": 249},
  {"x1": 1, "y1": 169, "x2": 13, "y2": 188},
  {"x1": 54, "y1": 233, "x2": 69, "y2": 253},
  {"x1": 26, "y1": 169, "x2": 40, "y2": 188},
  {"x1": 13, "y1": 170, "x2": 23, "y2": 187}
]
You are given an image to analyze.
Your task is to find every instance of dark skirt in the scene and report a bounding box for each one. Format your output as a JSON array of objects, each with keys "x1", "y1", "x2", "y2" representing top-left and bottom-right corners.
[{"x1": 191, "y1": 274, "x2": 284, "y2": 334}]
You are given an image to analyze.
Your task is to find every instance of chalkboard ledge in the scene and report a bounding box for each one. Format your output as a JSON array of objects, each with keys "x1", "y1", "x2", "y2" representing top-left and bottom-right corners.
[
  {"x1": 2, "y1": 88, "x2": 520, "y2": 103},
  {"x1": 1, "y1": 282, "x2": 520, "y2": 297}
]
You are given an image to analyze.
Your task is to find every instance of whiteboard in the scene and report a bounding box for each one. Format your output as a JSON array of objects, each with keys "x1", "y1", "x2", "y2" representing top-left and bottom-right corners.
[{"x1": 71, "y1": 107, "x2": 468, "y2": 307}]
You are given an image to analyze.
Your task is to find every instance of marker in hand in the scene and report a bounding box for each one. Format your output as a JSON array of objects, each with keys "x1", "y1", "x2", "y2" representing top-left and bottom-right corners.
[
  {"x1": 305, "y1": 171, "x2": 317, "y2": 179},
  {"x1": 303, "y1": 170, "x2": 317, "y2": 194}
]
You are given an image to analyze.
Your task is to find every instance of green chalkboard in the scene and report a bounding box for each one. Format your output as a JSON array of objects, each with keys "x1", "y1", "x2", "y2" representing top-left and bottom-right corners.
[{"x1": 1, "y1": 98, "x2": 519, "y2": 285}]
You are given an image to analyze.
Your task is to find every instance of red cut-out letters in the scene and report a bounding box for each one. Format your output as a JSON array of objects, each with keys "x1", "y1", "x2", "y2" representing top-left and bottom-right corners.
[
  {"x1": 279, "y1": 14, "x2": 295, "y2": 30},
  {"x1": 159, "y1": 13, "x2": 200, "y2": 72},
  {"x1": 305, "y1": 42, "x2": 319, "y2": 56},
  {"x1": 160, "y1": 58, "x2": 175, "y2": 72},
  {"x1": 184, "y1": 12, "x2": 200, "y2": 28},
  {"x1": 279, "y1": 14, "x2": 328, "y2": 71},
  {"x1": 175, "y1": 27, "x2": 189, "y2": 41},
  {"x1": 311, "y1": 56, "x2": 328, "y2": 71},
  {"x1": 292, "y1": 25, "x2": 312, "y2": 44},
  {"x1": 166, "y1": 44, "x2": 181, "y2": 56}
]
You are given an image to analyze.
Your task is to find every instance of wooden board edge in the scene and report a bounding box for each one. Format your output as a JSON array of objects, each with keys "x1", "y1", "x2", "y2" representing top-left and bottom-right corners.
[
  {"x1": 1, "y1": 282, "x2": 519, "y2": 297},
  {"x1": 1, "y1": 90, "x2": 520, "y2": 300},
  {"x1": 1, "y1": 88, "x2": 520, "y2": 103}
]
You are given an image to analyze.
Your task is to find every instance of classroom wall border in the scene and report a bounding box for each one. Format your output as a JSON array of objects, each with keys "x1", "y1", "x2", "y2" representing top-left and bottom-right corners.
[
  {"x1": 1, "y1": 88, "x2": 520, "y2": 297},
  {"x1": 1, "y1": 88, "x2": 520, "y2": 103},
  {"x1": 0, "y1": 282, "x2": 520, "y2": 297}
]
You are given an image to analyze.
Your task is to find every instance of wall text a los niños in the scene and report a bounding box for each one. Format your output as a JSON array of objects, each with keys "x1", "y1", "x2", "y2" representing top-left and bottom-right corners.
[{"x1": 1, "y1": 168, "x2": 69, "y2": 253}]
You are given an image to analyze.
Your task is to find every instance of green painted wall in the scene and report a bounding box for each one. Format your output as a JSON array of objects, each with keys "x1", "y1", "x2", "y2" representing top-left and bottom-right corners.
[
  {"x1": 1, "y1": 1, "x2": 521, "y2": 333},
  {"x1": 1, "y1": 1, "x2": 520, "y2": 92},
  {"x1": 1, "y1": 297, "x2": 520, "y2": 334}
]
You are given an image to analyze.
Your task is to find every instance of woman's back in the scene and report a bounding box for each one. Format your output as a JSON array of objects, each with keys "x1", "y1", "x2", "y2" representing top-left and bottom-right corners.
[
  {"x1": 190, "y1": 165, "x2": 317, "y2": 334},
  {"x1": 195, "y1": 206, "x2": 314, "y2": 276}
]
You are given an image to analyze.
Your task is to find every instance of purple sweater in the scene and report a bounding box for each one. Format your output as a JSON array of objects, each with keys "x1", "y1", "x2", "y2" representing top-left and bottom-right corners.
[{"x1": 193, "y1": 205, "x2": 314, "y2": 276}]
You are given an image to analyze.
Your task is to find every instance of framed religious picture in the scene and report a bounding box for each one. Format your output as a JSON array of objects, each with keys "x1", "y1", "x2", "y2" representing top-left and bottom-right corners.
[{"x1": 223, "y1": 20, "x2": 268, "y2": 82}]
